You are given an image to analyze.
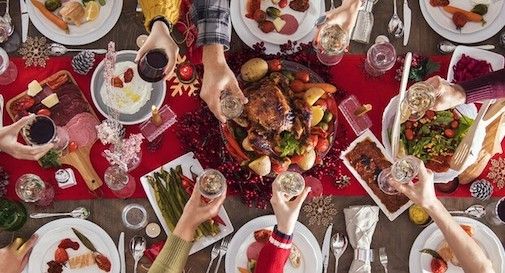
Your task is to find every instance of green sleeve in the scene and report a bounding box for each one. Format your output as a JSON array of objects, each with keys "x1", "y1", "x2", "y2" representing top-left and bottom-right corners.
[{"x1": 148, "y1": 234, "x2": 193, "y2": 273}]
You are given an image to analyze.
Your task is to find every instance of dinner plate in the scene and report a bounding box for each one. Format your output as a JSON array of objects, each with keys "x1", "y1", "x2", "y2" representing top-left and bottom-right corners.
[
  {"x1": 424, "y1": 0, "x2": 503, "y2": 34},
  {"x1": 447, "y1": 46, "x2": 505, "y2": 83},
  {"x1": 225, "y1": 215, "x2": 322, "y2": 273},
  {"x1": 381, "y1": 95, "x2": 478, "y2": 183},
  {"x1": 419, "y1": 0, "x2": 505, "y2": 43},
  {"x1": 231, "y1": 0, "x2": 325, "y2": 54},
  {"x1": 91, "y1": 50, "x2": 166, "y2": 125},
  {"x1": 140, "y1": 152, "x2": 234, "y2": 255},
  {"x1": 26, "y1": 0, "x2": 122, "y2": 45},
  {"x1": 25, "y1": 218, "x2": 120, "y2": 273},
  {"x1": 238, "y1": 0, "x2": 321, "y2": 45},
  {"x1": 409, "y1": 217, "x2": 505, "y2": 273}
]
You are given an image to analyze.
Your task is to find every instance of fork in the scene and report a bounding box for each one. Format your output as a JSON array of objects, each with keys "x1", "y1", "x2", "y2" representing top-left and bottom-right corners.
[
  {"x1": 379, "y1": 247, "x2": 388, "y2": 273},
  {"x1": 213, "y1": 238, "x2": 229, "y2": 273},
  {"x1": 205, "y1": 243, "x2": 220, "y2": 273}
]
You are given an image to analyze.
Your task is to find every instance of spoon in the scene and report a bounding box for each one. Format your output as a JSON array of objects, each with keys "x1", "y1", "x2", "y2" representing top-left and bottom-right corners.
[
  {"x1": 30, "y1": 207, "x2": 90, "y2": 219},
  {"x1": 449, "y1": 204, "x2": 486, "y2": 218},
  {"x1": 387, "y1": 0, "x2": 404, "y2": 38},
  {"x1": 330, "y1": 233, "x2": 348, "y2": 273},
  {"x1": 49, "y1": 43, "x2": 107, "y2": 56},
  {"x1": 438, "y1": 41, "x2": 496, "y2": 54},
  {"x1": 130, "y1": 236, "x2": 146, "y2": 273}
]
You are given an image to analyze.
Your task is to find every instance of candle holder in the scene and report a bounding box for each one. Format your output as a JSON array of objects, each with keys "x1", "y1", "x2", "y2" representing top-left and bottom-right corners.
[
  {"x1": 338, "y1": 95, "x2": 372, "y2": 136},
  {"x1": 140, "y1": 105, "x2": 177, "y2": 142}
]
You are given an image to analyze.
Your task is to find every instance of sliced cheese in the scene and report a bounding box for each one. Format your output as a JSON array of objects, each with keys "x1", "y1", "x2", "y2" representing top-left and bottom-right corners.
[
  {"x1": 41, "y1": 93, "x2": 59, "y2": 108},
  {"x1": 273, "y1": 17, "x2": 286, "y2": 32},
  {"x1": 27, "y1": 80, "x2": 43, "y2": 97}
]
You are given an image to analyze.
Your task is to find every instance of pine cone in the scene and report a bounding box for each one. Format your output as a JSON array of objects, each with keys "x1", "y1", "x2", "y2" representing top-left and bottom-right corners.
[
  {"x1": 470, "y1": 179, "x2": 493, "y2": 201},
  {"x1": 71, "y1": 51, "x2": 96, "y2": 75}
]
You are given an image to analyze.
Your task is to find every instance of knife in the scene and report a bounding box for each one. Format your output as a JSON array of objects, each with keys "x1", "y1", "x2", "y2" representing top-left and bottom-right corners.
[
  {"x1": 321, "y1": 223, "x2": 333, "y2": 273},
  {"x1": 19, "y1": 0, "x2": 29, "y2": 43},
  {"x1": 391, "y1": 52, "x2": 412, "y2": 159},
  {"x1": 118, "y1": 232, "x2": 126, "y2": 273},
  {"x1": 0, "y1": 95, "x2": 4, "y2": 127},
  {"x1": 403, "y1": 0, "x2": 411, "y2": 46}
]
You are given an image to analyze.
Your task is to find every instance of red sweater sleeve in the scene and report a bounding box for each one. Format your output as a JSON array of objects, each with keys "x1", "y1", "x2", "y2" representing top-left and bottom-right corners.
[
  {"x1": 461, "y1": 69, "x2": 505, "y2": 103},
  {"x1": 254, "y1": 229, "x2": 292, "y2": 273}
]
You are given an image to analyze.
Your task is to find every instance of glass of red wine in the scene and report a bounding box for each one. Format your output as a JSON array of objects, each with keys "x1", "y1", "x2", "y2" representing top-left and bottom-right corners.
[
  {"x1": 485, "y1": 197, "x2": 505, "y2": 226},
  {"x1": 22, "y1": 115, "x2": 68, "y2": 150},
  {"x1": 137, "y1": 49, "x2": 169, "y2": 83}
]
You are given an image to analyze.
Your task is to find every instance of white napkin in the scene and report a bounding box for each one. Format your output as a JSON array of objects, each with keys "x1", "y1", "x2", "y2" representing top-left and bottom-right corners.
[{"x1": 344, "y1": 205, "x2": 380, "y2": 273}]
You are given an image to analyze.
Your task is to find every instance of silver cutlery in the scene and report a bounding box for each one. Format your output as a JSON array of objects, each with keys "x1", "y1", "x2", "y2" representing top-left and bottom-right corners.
[
  {"x1": 206, "y1": 243, "x2": 220, "y2": 273},
  {"x1": 330, "y1": 233, "x2": 348, "y2": 273},
  {"x1": 438, "y1": 41, "x2": 495, "y2": 54},
  {"x1": 449, "y1": 204, "x2": 486, "y2": 218},
  {"x1": 118, "y1": 232, "x2": 126, "y2": 273},
  {"x1": 30, "y1": 207, "x2": 90, "y2": 219},
  {"x1": 213, "y1": 238, "x2": 229, "y2": 273},
  {"x1": 379, "y1": 247, "x2": 388, "y2": 273},
  {"x1": 388, "y1": 0, "x2": 404, "y2": 38},
  {"x1": 19, "y1": 0, "x2": 28, "y2": 42},
  {"x1": 391, "y1": 52, "x2": 412, "y2": 158},
  {"x1": 329, "y1": 0, "x2": 335, "y2": 10},
  {"x1": 49, "y1": 43, "x2": 108, "y2": 56},
  {"x1": 3, "y1": 0, "x2": 11, "y2": 24},
  {"x1": 0, "y1": 94, "x2": 4, "y2": 127},
  {"x1": 130, "y1": 236, "x2": 146, "y2": 273},
  {"x1": 403, "y1": 0, "x2": 411, "y2": 46},
  {"x1": 321, "y1": 224, "x2": 333, "y2": 273}
]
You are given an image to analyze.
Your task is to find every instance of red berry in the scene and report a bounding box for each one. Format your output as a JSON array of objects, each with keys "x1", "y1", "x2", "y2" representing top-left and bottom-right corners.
[
  {"x1": 54, "y1": 248, "x2": 69, "y2": 264},
  {"x1": 431, "y1": 258, "x2": 448, "y2": 273}
]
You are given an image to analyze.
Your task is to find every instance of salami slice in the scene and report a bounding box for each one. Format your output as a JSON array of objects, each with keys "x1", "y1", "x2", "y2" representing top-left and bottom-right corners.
[
  {"x1": 279, "y1": 14, "x2": 299, "y2": 35},
  {"x1": 64, "y1": 112, "x2": 99, "y2": 147}
]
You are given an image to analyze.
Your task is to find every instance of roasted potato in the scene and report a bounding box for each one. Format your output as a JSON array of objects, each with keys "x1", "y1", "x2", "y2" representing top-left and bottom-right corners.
[{"x1": 241, "y1": 58, "x2": 269, "y2": 82}]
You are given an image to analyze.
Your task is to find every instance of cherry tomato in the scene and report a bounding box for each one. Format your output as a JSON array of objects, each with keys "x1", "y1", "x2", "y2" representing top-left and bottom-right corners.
[
  {"x1": 450, "y1": 120, "x2": 459, "y2": 129},
  {"x1": 444, "y1": 128, "x2": 455, "y2": 138},
  {"x1": 37, "y1": 108, "x2": 51, "y2": 116},
  {"x1": 452, "y1": 110, "x2": 460, "y2": 120},
  {"x1": 405, "y1": 129, "x2": 415, "y2": 141},
  {"x1": 295, "y1": 71, "x2": 310, "y2": 83},
  {"x1": 315, "y1": 138, "x2": 329, "y2": 153},
  {"x1": 278, "y1": 0, "x2": 288, "y2": 8},
  {"x1": 290, "y1": 79, "x2": 305, "y2": 92},
  {"x1": 68, "y1": 141, "x2": 78, "y2": 152},
  {"x1": 404, "y1": 121, "x2": 414, "y2": 129},
  {"x1": 268, "y1": 59, "x2": 282, "y2": 72},
  {"x1": 425, "y1": 110, "x2": 436, "y2": 119}
]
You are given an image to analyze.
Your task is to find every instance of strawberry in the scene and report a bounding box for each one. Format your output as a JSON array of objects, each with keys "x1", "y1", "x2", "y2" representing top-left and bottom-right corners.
[
  {"x1": 54, "y1": 248, "x2": 69, "y2": 264},
  {"x1": 124, "y1": 68, "x2": 134, "y2": 83},
  {"x1": 431, "y1": 258, "x2": 448, "y2": 273}
]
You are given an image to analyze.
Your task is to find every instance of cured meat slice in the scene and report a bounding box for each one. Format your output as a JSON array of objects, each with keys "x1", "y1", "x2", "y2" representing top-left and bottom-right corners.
[
  {"x1": 64, "y1": 112, "x2": 99, "y2": 147},
  {"x1": 279, "y1": 14, "x2": 299, "y2": 35}
]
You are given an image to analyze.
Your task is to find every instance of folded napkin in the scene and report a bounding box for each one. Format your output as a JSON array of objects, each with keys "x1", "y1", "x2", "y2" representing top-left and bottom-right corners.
[{"x1": 344, "y1": 205, "x2": 380, "y2": 273}]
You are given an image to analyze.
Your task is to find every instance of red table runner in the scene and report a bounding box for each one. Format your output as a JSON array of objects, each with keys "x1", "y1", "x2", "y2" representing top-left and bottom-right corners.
[{"x1": 1, "y1": 55, "x2": 504, "y2": 201}]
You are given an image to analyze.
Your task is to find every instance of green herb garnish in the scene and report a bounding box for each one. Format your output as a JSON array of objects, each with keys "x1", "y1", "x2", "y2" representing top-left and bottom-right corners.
[
  {"x1": 72, "y1": 228, "x2": 97, "y2": 252},
  {"x1": 39, "y1": 149, "x2": 61, "y2": 169},
  {"x1": 279, "y1": 132, "x2": 301, "y2": 157}
]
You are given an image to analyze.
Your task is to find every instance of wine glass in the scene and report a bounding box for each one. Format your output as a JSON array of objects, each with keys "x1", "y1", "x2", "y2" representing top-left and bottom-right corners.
[
  {"x1": 197, "y1": 169, "x2": 227, "y2": 199},
  {"x1": 15, "y1": 174, "x2": 47, "y2": 202},
  {"x1": 401, "y1": 82, "x2": 436, "y2": 121},
  {"x1": 137, "y1": 49, "x2": 168, "y2": 83},
  {"x1": 274, "y1": 171, "x2": 305, "y2": 198},
  {"x1": 104, "y1": 165, "x2": 136, "y2": 199},
  {"x1": 313, "y1": 24, "x2": 349, "y2": 66},
  {"x1": 377, "y1": 156, "x2": 420, "y2": 195},
  {"x1": 22, "y1": 115, "x2": 69, "y2": 150},
  {"x1": 0, "y1": 47, "x2": 17, "y2": 85},
  {"x1": 0, "y1": 16, "x2": 21, "y2": 53},
  {"x1": 364, "y1": 41, "x2": 396, "y2": 76},
  {"x1": 220, "y1": 91, "x2": 244, "y2": 119}
]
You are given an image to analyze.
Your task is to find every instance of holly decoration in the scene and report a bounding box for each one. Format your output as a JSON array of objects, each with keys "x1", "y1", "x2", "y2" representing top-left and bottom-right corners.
[
  {"x1": 0, "y1": 166, "x2": 9, "y2": 198},
  {"x1": 395, "y1": 53, "x2": 440, "y2": 82}
]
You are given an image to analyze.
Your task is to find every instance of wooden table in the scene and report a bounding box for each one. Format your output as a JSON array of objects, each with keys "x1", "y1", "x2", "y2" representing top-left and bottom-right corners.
[{"x1": 1, "y1": 1, "x2": 504, "y2": 273}]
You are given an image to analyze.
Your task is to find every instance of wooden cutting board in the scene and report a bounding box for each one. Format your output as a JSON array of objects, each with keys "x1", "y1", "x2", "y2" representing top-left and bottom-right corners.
[{"x1": 6, "y1": 70, "x2": 103, "y2": 191}]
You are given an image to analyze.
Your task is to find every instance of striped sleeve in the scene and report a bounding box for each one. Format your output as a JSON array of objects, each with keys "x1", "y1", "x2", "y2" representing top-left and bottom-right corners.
[
  {"x1": 462, "y1": 69, "x2": 505, "y2": 103},
  {"x1": 254, "y1": 227, "x2": 293, "y2": 273}
]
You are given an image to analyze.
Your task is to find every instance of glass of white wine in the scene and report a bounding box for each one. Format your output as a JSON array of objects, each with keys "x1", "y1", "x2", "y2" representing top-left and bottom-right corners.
[
  {"x1": 313, "y1": 24, "x2": 349, "y2": 66},
  {"x1": 15, "y1": 174, "x2": 48, "y2": 203},
  {"x1": 220, "y1": 91, "x2": 244, "y2": 120},
  {"x1": 402, "y1": 82, "x2": 436, "y2": 121},
  {"x1": 197, "y1": 169, "x2": 227, "y2": 199},
  {"x1": 275, "y1": 171, "x2": 305, "y2": 198},
  {"x1": 377, "y1": 156, "x2": 420, "y2": 195}
]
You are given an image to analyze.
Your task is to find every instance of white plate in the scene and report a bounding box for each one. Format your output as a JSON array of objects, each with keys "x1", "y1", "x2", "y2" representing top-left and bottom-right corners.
[
  {"x1": 409, "y1": 217, "x2": 505, "y2": 273},
  {"x1": 340, "y1": 130, "x2": 413, "y2": 221},
  {"x1": 91, "y1": 50, "x2": 166, "y2": 125},
  {"x1": 447, "y1": 46, "x2": 505, "y2": 83},
  {"x1": 27, "y1": 0, "x2": 122, "y2": 45},
  {"x1": 424, "y1": 0, "x2": 503, "y2": 34},
  {"x1": 419, "y1": 0, "x2": 505, "y2": 43},
  {"x1": 140, "y1": 152, "x2": 234, "y2": 255},
  {"x1": 231, "y1": 0, "x2": 325, "y2": 54},
  {"x1": 225, "y1": 215, "x2": 322, "y2": 273},
  {"x1": 239, "y1": 0, "x2": 321, "y2": 45},
  {"x1": 25, "y1": 218, "x2": 120, "y2": 273}
]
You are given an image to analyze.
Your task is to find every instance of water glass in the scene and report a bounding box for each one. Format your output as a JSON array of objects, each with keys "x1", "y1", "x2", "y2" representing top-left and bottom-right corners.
[
  {"x1": 364, "y1": 42, "x2": 397, "y2": 77},
  {"x1": 313, "y1": 24, "x2": 349, "y2": 66},
  {"x1": 104, "y1": 166, "x2": 136, "y2": 199},
  {"x1": 0, "y1": 198, "x2": 27, "y2": 231},
  {"x1": 485, "y1": 197, "x2": 505, "y2": 226},
  {"x1": 378, "y1": 156, "x2": 420, "y2": 195},
  {"x1": 0, "y1": 47, "x2": 17, "y2": 85}
]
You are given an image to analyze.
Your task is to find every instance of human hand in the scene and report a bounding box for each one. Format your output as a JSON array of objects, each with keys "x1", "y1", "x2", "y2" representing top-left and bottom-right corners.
[
  {"x1": 425, "y1": 76, "x2": 466, "y2": 111},
  {"x1": 135, "y1": 21, "x2": 179, "y2": 80},
  {"x1": 0, "y1": 235, "x2": 38, "y2": 273},
  {"x1": 390, "y1": 161, "x2": 439, "y2": 209},
  {"x1": 0, "y1": 115, "x2": 53, "y2": 160},
  {"x1": 270, "y1": 182, "x2": 311, "y2": 235},
  {"x1": 313, "y1": 0, "x2": 361, "y2": 46},
  {"x1": 201, "y1": 45, "x2": 247, "y2": 123},
  {"x1": 174, "y1": 184, "x2": 226, "y2": 241}
]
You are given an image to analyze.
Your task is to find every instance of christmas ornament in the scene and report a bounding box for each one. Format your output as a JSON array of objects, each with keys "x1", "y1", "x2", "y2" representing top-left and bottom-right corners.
[
  {"x1": 487, "y1": 158, "x2": 505, "y2": 189},
  {"x1": 18, "y1": 36, "x2": 50, "y2": 67},
  {"x1": 0, "y1": 166, "x2": 9, "y2": 198},
  {"x1": 302, "y1": 196, "x2": 338, "y2": 226},
  {"x1": 395, "y1": 53, "x2": 440, "y2": 82},
  {"x1": 176, "y1": 62, "x2": 196, "y2": 83},
  {"x1": 168, "y1": 54, "x2": 201, "y2": 97},
  {"x1": 470, "y1": 179, "x2": 494, "y2": 200},
  {"x1": 72, "y1": 50, "x2": 96, "y2": 75}
]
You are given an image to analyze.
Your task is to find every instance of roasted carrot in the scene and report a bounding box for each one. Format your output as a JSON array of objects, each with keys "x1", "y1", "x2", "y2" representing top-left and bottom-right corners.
[
  {"x1": 302, "y1": 83, "x2": 337, "y2": 93},
  {"x1": 443, "y1": 6, "x2": 483, "y2": 22},
  {"x1": 30, "y1": 0, "x2": 69, "y2": 33}
]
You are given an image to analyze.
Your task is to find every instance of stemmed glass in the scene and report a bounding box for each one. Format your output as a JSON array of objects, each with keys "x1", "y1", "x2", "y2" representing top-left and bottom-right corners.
[
  {"x1": 275, "y1": 171, "x2": 306, "y2": 198},
  {"x1": 313, "y1": 24, "x2": 349, "y2": 66},
  {"x1": 0, "y1": 47, "x2": 17, "y2": 85},
  {"x1": 400, "y1": 82, "x2": 436, "y2": 122},
  {"x1": 220, "y1": 91, "x2": 244, "y2": 119},
  {"x1": 197, "y1": 169, "x2": 227, "y2": 199},
  {"x1": 364, "y1": 41, "x2": 396, "y2": 76},
  {"x1": 22, "y1": 115, "x2": 69, "y2": 151},
  {"x1": 15, "y1": 174, "x2": 55, "y2": 206},
  {"x1": 0, "y1": 1, "x2": 21, "y2": 53},
  {"x1": 377, "y1": 156, "x2": 420, "y2": 195}
]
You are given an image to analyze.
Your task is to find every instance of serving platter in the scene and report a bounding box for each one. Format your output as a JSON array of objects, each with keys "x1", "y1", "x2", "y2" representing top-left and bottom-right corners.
[
  {"x1": 26, "y1": 0, "x2": 123, "y2": 45},
  {"x1": 225, "y1": 215, "x2": 322, "y2": 273},
  {"x1": 447, "y1": 46, "x2": 505, "y2": 83},
  {"x1": 140, "y1": 152, "x2": 234, "y2": 255}
]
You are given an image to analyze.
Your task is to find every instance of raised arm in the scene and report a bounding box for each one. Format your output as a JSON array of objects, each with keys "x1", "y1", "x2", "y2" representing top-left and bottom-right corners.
[{"x1": 391, "y1": 163, "x2": 494, "y2": 273}]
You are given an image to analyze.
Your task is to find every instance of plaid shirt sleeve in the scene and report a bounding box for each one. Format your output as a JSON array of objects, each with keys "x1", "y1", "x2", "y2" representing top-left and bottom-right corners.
[{"x1": 190, "y1": 0, "x2": 231, "y2": 50}]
